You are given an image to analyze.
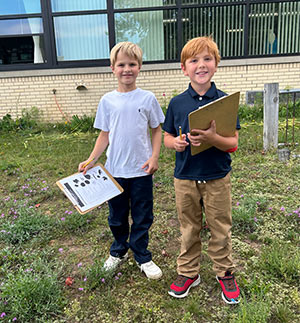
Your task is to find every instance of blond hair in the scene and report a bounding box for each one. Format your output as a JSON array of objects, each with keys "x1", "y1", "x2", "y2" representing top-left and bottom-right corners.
[
  {"x1": 110, "y1": 42, "x2": 143, "y2": 67},
  {"x1": 181, "y1": 36, "x2": 221, "y2": 67}
]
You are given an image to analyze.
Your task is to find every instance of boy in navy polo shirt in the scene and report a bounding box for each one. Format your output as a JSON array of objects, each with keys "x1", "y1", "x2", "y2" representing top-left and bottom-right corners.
[{"x1": 163, "y1": 36, "x2": 240, "y2": 304}]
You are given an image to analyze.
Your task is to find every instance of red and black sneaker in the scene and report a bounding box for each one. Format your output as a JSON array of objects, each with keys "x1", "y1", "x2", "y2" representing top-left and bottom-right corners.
[
  {"x1": 168, "y1": 274, "x2": 200, "y2": 298},
  {"x1": 216, "y1": 271, "x2": 240, "y2": 304}
]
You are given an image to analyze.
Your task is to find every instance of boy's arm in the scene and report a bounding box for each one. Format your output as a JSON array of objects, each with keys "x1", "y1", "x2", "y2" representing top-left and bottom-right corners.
[
  {"x1": 188, "y1": 120, "x2": 238, "y2": 152},
  {"x1": 164, "y1": 131, "x2": 189, "y2": 152},
  {"x1": 78, "y1": 130, "x2": 109, "y2": 173},
  {"x1": 141, "y1": 125, "x2": 162, "y2": 174}
]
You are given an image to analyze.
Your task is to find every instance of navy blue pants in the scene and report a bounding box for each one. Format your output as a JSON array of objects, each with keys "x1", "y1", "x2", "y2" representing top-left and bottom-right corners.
[{"x1": 108, "y1": 175, "x2": 153, "y2": 264}]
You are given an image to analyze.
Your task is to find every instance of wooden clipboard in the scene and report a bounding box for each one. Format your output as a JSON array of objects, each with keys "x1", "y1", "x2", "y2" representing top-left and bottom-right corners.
[
  {"x1": 56, "y1": 163, "x2": 123, "y2": 214},
  {"x1": 188, "y1": 92, "x2": 240, "y2": 155}
]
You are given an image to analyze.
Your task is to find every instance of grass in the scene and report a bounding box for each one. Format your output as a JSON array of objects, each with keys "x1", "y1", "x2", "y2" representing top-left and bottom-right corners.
[{"x1": 0, "y1": 114, "x2": 299, "y2": 322}]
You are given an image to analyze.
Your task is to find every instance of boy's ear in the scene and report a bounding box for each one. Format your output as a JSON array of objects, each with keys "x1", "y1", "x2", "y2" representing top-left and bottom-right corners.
[
  {"x1": 181, "y1": 63, "x2": 188, "y2": 76},
  {"x1": 110, "y1": 65, "x2": 115, "y2": 73}
]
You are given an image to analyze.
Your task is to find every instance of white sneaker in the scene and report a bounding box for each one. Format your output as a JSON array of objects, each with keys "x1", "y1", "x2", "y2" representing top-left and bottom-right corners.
[
  {"x1": 103, "y1": 253, "x2": 128, "y2": 271},
  {"x1": 136, "y1": 260, "x2": 162, "y2": 279}
]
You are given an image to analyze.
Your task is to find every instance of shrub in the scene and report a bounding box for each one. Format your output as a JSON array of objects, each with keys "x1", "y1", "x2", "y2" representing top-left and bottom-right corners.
[
  {"x1": 0, "y1": 107, "x2": 41, "y2": 132},
  {"x1": 238, "y1": 104, "x2": 263, "y2": 122}
]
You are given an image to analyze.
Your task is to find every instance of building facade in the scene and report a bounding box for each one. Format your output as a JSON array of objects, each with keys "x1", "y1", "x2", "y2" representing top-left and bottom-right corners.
[{"x1": 1, "y1": 0, "x2": 299, "y2": 121}]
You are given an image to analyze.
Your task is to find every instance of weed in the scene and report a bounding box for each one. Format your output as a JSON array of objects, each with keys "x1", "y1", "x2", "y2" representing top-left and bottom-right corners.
[
  {"x1": 232, "y1": 195, "x2": 267, "y2": 234},
  {"x1": 258, "y1": 241, "x2": 300, "y2": 283},
  {"x1": 230, "y1": 297, "x2": 271, "y2": 323},
  {"x1": 0, "y1": 205, "x2": 56, "y2": 245},
  {"x1": 270, "y1": 302, "x2": 296, "y2": 323},
  {"x1": 0, "y1": 107, "x2": 41, "y2": 133},
  {"x1": 0, "y1": 260, "x2": 65, "y2": 322}
]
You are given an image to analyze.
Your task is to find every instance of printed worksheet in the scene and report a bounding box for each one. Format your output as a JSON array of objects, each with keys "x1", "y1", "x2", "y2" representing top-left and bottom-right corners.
[{"x1": 57, "y1": 164, "x2": 123, "y2": 214}]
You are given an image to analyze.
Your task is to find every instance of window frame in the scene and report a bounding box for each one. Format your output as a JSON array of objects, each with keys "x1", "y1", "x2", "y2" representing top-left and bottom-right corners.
[{"x1": 0, "y1": 0, "x2": 298, "y2": 71}]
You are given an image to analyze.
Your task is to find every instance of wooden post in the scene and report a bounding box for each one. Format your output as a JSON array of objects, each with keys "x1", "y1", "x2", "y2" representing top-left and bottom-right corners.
[{"x1": 263, "y1": 83, "x2": 279, "y2": 151}]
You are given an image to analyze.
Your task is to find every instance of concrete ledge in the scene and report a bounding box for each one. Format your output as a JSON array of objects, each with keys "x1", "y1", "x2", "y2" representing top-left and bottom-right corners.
[{"x1": 0, "y1": 55, "x2": 299, "y2": 79}]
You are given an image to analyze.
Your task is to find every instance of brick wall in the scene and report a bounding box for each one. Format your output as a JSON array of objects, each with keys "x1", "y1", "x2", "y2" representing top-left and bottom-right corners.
[{"x1": 0, "y1": 56, "x2": 299, "y2": 122}]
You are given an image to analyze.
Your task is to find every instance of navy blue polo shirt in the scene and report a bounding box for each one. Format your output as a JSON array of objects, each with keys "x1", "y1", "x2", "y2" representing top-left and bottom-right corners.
[{"x1": 163, "y1": 82, "x2": 241, "y2": 181}]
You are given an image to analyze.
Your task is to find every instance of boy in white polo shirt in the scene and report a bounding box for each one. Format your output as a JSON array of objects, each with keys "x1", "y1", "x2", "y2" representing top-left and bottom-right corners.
[{"x1": 78, "y1": 42, "x2": 165, "y2": 279}]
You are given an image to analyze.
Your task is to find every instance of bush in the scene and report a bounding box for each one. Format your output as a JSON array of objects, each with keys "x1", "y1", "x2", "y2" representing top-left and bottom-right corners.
[
  {"x1": 0, "y1": 107, "x2": 41, "y2": 132},
  {"x1": 238, "y1": 104, "x2": 263, "y2": 122}
]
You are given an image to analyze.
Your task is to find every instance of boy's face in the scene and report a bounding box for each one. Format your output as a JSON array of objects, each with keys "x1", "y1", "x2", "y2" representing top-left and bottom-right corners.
[
  {"x1": 111, "y1": 51, "x2": 141, "y2": 92},
  {"x1": 181, "y1": 48, "x2": 217, "y2": 91}
]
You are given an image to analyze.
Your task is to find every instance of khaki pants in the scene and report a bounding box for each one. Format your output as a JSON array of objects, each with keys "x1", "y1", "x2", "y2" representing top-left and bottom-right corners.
[{"x1": 174, "y1": 172, "x2": 235, "y2": 278}]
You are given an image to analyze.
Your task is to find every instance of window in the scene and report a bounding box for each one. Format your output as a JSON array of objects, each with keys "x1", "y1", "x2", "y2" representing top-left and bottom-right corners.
[
  {"x1": 0, "y1": 0, "x2": 45, "y2": 65},
  {"x1": 0, "y1": 1, "x2": 299, "y2": 71},
  {"x1": 115, "y1": 10, "x2": 166, "y2": 61},
  {"x1": 51, "y1": 0, "x2": 106, "y2": 12},
  {"x1": 249, "y1": 2, "x2": 300, "y2": 55},
  {"x1": 181, "y1": 5, "x2": 244, "y2": 58},
  {"x1": 114, "y1": 0, "x2": 176, "y2": 9},
  {"x1": 53, "y1": 14, "x2": 109, "y2": 61},
  {"x1": 0, "y1": 0, "x2": 41, "y2": 15}
]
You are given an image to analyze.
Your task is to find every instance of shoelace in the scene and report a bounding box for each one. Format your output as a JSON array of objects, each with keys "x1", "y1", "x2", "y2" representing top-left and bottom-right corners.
[
  {"x1": 222, "y1": 276, "x2": 235, "y2": 291},
  {"x1": 174, "y1": 275, "x2": 188, "y2": 285},
  {"x1": 143, "y1": 261, "x2": 152, "y2": 268}
]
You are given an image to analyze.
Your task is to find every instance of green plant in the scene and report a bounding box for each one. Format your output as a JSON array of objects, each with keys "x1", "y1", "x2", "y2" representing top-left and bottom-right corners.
[
  {"x1": 239, "y1": 274, "x2": 271, "y2": 299},
  {"x1": 238, "y1": 104, "x2": 263, "y2": 122},
  {"x1": 258, "y1": 241, "x2": 300, "y2": 283},
  {"x1": 232, "y1": 196, "x2": 267, "y2": 234},
  {"x1": 83, "y1": 258, "x2": 117, "y2": 291},
  {"x1": 270, "y1": 302, "x2": 296, "y2": 323},
  {"x1": 0, "y1": 206, "x2": 56, "y2": 245},
  {"x1": 0, "y1": 262, "x2": 65, "y2": 322},
  {"x1": 279, "y1": 100, "x2": 300, "y2": 118},
  {"x1": 0, "y1": 114, "x2": 16, "y2": 131},
  {"x1": 0, "y1": 107, "x2": 41, "y2": 133},
  {"x1": 230, "y1": 297, "x2": 271, "y2": 323}
]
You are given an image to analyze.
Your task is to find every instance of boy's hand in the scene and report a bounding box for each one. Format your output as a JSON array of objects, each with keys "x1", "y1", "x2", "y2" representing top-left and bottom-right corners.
[
  {"x1": 78, "y1": 159, "x2": 96, "y2": 175},
  {"x1": 142, "y1": 156, "x2": 159, "y2": 174},
  {"x1": 188, "y1": 120, "x2": 217, "y2": 146},
  {"x1": 174, "y1": 134, "x2": 189, "y2": 152}
]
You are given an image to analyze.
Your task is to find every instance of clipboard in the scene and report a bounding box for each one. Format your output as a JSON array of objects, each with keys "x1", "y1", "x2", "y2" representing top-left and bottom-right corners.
[
  {"x1": 56, "y1": 163, "x2": 123, "y2": 214},
  {"x1": 188, "y1": 92, "x2": 240, "y2": 155}
]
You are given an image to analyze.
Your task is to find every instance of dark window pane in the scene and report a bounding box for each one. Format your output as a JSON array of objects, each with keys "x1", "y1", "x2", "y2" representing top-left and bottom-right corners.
[
  {"x1": 163, "y1": 10, "x2": 177, "y2": 60},
  {"x1": 182, "y1": 5, "x2": 244, "y2": 58},
  {"x1": 0, "y1": 35, "x2": 45, "y2": 64},
  {"x1": 249, "y1": 2, "x2": 300, "y2": 55}
]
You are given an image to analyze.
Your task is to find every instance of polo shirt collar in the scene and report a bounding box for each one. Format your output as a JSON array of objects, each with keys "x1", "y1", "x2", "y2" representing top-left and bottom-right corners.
[{"x1": 187, "y1": 82, "x2": 217, "y2": 99}]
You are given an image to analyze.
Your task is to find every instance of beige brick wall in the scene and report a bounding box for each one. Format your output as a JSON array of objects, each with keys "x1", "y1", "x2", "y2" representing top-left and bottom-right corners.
[{"x1": 0, "y1": 56, "x2": 299, "y2": 122}]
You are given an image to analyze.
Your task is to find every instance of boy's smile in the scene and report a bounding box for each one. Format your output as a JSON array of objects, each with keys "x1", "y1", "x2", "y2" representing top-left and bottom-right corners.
[
  {"x1": 181, "y1": 48, "x2": 217, "y2": 95},
  {"x1": 111, "y1": 51, "x2": 141, "y2": 92}
]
